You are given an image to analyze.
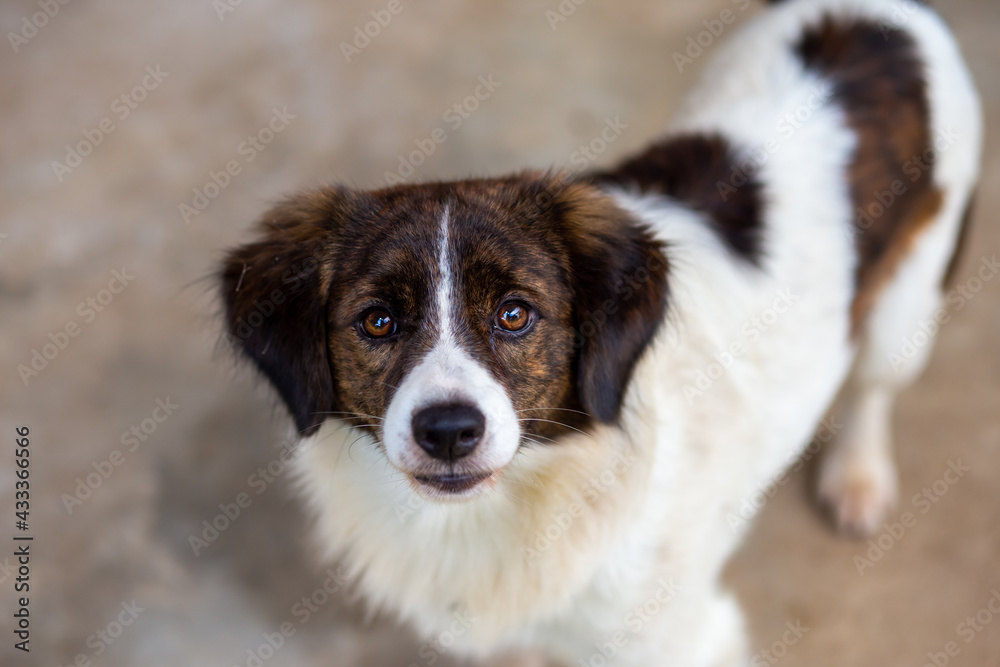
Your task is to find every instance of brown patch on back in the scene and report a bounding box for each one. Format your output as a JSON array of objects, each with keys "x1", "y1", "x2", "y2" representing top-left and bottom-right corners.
[
  {"x1": 849, "y1": 187, "x2": 943, "y2": 329},
  {"x1": 587, "y1": 133, "x2": 766, "y2": 265},
  {"x1": 796, "y1": 17, "x2": 940, "y2": 336}
]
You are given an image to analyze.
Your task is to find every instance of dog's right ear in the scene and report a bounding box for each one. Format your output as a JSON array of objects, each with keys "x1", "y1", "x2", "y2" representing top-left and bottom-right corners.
[{"x1": 219, "y1": 188, "x2": 349, "y2": 435}]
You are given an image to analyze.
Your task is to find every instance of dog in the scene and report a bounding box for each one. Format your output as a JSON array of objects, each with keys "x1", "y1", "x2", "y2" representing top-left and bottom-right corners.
[{"x1": 219, "y1": 0, "x2": 981, "y2": 664}]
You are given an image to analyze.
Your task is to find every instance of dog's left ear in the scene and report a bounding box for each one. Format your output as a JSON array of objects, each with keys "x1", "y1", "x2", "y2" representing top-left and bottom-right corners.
[
  {"x1": 552, "y1": 183, "x2": 669, "y2": 423},
  {"x1": 219, "y1": 189, "x2": 348, "y2": 435}
]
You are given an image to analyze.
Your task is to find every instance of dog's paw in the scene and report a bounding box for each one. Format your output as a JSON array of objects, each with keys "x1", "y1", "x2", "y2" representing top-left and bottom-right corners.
[{"x1": 818, "y1": 448, "x2": 898, "y2": 537}]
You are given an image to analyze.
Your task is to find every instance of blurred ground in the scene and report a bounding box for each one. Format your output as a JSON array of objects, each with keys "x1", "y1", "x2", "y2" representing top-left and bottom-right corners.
[{"x1": 0, "y1": 0, "x2": 998, "y2": 665}]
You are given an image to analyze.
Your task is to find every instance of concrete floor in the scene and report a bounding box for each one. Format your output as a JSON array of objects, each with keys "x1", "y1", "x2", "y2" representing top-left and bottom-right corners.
[{"x1": 1, "y1": 0, "x2": 998, "y2": 665}]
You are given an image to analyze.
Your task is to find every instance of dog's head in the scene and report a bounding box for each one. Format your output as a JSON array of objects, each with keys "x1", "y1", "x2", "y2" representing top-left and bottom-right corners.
[{"x1": 220, "y1": 174, "x2": 667, "y2": 498}]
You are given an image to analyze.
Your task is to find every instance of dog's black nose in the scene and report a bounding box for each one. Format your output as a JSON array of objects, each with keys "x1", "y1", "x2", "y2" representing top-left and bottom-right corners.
[{"x1": 412, "y1": 404, "x2": 485, "y2": 461}]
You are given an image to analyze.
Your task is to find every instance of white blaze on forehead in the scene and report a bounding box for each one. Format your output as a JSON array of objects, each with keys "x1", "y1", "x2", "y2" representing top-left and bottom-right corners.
[
  {"x1": 436, "y1": 206, "x2": 455, "y2": 343},
  {"x1": 379, "y1": 204, "x2": 522, "y2": 476}
]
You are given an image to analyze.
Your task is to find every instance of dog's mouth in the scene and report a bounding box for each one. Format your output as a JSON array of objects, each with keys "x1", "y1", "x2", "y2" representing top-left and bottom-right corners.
[{"x1": 412, "y1": 471, "x2": 496, "y2": 496}]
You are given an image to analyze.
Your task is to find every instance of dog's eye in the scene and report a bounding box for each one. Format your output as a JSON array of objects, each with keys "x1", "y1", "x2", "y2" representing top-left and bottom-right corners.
[
  {"x1": 495, "y1": 302, "x2": 532, "y2": 333},
  {"x1": 361, "y1": 309, "x2": 396, "y2": 338}
]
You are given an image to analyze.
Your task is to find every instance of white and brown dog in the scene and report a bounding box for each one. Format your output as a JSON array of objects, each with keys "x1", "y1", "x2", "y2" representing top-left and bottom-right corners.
[{"x1": 219, "y1": 0, "x2": 981, "y2": 664}]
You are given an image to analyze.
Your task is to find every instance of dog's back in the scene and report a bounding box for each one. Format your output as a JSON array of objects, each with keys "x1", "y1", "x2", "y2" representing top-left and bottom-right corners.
[
  {"x1": 597, "y1": 0, "x2": 981, "y2": 536},
  {"x1": 580, "y1": 1, "x2": 981, "y2": 662}
]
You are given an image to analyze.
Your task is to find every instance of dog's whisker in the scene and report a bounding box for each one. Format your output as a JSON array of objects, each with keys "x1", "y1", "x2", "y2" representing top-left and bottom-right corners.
[
  {"x1": 516, "y1": 407, "x2": 592, "y2": 417},
  {"x1": 343, "y1": 430, "x2": 383, "y2": 465},
  {"x1": 369, "y1": 473, "x2": 410, "y2": 486},
  {"x1": 497, "y1": 487, "x2": 534, "y2": 508},
  {"x1": 521, "y1": 432, "x2": 559, "y2": 445},
  {"x1": 517, "y1": 418, "x2": 592, "y2": 438},
  {"x1": 502, "y1": 475, "x2": 544, "y2": 492}
]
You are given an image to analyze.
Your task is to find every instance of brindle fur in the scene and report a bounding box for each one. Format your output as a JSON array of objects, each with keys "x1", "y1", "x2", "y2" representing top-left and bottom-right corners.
[{"x1": 796, "y1": 17, "x2": 943, "y2": 335}]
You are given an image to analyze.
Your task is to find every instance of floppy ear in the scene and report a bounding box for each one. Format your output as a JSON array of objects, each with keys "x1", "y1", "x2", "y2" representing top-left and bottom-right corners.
[
  {"x1": 556, "y1": 185, "x2": 669, "y2": 422},
  {"x1": 219, "y1": 189, "x2": 346, "y2": 435}
]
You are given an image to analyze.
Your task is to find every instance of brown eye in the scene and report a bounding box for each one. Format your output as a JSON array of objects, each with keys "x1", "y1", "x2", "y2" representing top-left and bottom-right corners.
[
  {"x1": 361, "y1": 309, "x2": 396, "y2": 338},
  {"x1": 495, "y1": 302, "x2": 532, "y2": 333}
]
